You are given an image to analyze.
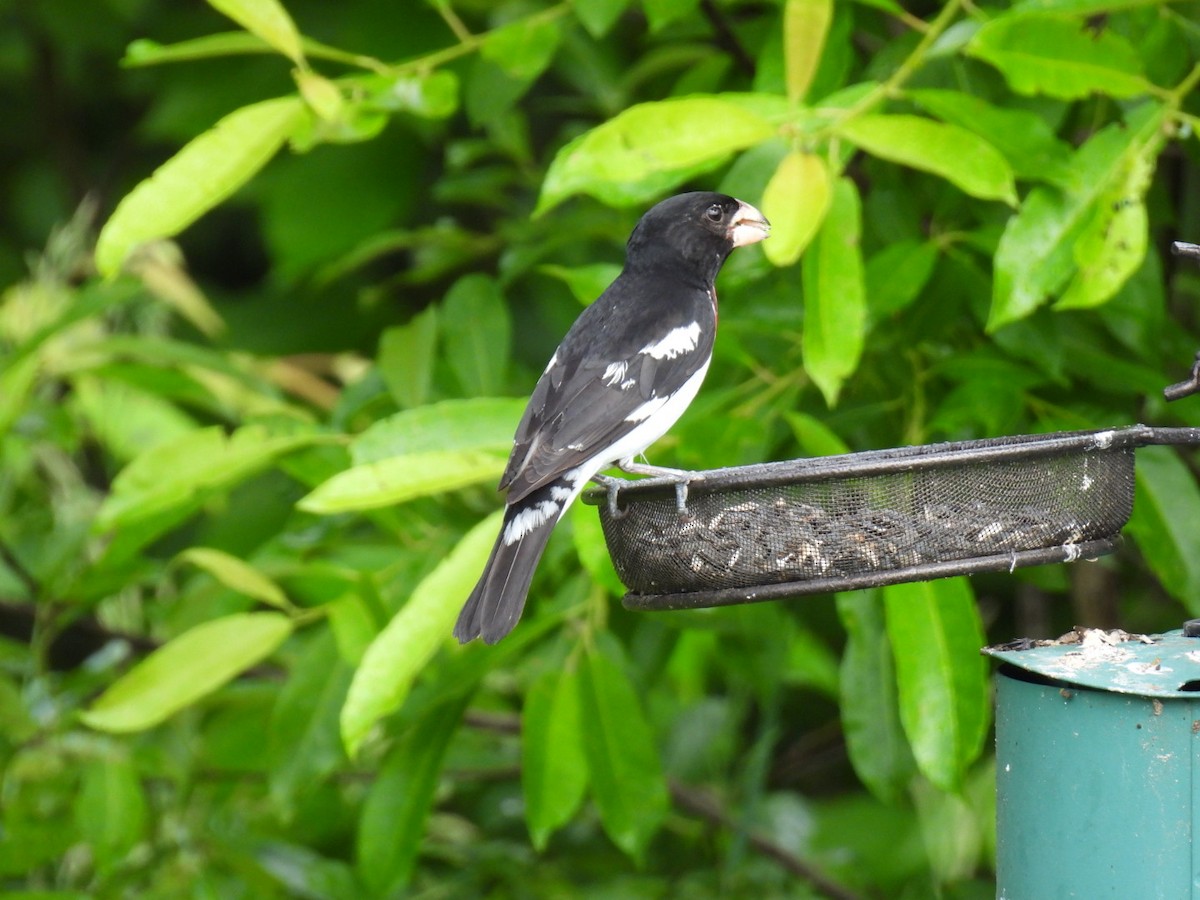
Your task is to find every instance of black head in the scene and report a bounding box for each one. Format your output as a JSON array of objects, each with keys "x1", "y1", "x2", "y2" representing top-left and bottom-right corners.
[{"x1": 625, "y1": 192, "x2": 770, "y2": 284}]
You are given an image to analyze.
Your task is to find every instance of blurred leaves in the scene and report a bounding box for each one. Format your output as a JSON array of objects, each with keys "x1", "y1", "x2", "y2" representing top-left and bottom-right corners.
[{"x1": 2, "y1": 0, "x2": 1197, "y2": 894}]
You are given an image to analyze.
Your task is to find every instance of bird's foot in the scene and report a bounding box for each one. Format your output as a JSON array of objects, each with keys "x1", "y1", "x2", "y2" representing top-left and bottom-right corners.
[{"x1": 616, "y1": 458, "x2": 702, "y2": 514}]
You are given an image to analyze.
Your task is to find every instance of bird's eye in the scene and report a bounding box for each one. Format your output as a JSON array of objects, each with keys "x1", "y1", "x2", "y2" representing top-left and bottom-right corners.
[{"x1": 705, "y1": 203, "x2": 724, "y2": 222}]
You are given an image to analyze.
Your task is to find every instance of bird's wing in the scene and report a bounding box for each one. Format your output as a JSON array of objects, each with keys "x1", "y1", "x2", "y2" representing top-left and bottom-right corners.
[{"x1": 500, "y1": 284, "x2": 714, "y2": 503}]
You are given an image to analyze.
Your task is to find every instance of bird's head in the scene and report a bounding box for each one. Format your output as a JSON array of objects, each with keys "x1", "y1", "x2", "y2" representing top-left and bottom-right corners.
[{"x1": 626, "y1": 192, "x2": 770, "y2": 283}]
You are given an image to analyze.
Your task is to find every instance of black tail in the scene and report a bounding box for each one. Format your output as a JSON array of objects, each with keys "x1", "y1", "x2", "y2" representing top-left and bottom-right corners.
[{"x1": 453, "y1": 484, "x2": 570, "y2": 644}]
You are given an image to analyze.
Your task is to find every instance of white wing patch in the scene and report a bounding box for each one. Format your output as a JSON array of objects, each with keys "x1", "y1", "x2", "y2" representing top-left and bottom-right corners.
[
  {"x1": 640, "y1": 322, "x2": 701, "y2": 360},
  {"x1": 625, "y1": 393, "x2": 671, "y2": 423}
]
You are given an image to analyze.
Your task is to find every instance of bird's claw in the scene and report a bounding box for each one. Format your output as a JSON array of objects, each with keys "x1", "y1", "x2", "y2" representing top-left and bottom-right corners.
[
  {"x1": 590, "y1": 473, "x2": 629, "y2": 519},
  {"x1": 591, "y1": 468, "x2": 700, "y2": 517}
]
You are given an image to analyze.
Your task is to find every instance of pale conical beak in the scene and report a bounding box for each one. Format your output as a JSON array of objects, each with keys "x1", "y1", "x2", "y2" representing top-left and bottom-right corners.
[{"x1": 730, "y1": 201, "x2": 771, "y2": 247}]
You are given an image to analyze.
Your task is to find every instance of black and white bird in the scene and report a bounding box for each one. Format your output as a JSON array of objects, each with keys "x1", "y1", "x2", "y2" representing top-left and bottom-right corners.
[{"x1": 454, "y1": 192, "x2": 770, "y2": 644}]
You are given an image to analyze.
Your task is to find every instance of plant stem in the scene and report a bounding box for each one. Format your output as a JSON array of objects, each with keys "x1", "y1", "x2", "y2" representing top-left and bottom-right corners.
[{"x1": 825, "y1": 0, "x2": 966, "y2": 128}]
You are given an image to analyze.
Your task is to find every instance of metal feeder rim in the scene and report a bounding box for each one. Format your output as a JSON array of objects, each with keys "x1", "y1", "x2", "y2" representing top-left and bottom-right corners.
[
  {"x1": 620, "y1": 537, "x2": 1120, "y2": 611},
  {"x1": 581, "y1": 424, "x2": 1200, "y2": 508}
]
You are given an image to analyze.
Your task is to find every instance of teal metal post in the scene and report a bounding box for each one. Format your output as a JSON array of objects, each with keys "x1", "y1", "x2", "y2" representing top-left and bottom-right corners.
[{"x1": 987, "y1": 628, "x2": 1200, "y2": 899}]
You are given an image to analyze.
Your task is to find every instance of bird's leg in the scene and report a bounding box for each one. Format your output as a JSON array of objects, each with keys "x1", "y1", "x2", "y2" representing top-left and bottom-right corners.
[{"x1": 616, "y1": 457, "x2": 701, "y2": 514}]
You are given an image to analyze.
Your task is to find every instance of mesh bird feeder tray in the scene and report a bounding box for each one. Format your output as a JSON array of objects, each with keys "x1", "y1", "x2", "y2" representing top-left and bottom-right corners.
[{"x1": 582, "y1": 425, "x2": 1200, "y2": 611}]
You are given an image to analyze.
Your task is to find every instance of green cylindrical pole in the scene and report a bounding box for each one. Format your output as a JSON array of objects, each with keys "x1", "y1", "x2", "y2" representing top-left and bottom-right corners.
[{"x1": 990, "y1": 630, "x2": 1200, "y2": 899}]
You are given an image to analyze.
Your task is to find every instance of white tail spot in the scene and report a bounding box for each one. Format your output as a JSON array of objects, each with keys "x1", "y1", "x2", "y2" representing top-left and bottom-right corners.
[{"x1": 503, "y1": 500, "x2": 560, "y2": 545}]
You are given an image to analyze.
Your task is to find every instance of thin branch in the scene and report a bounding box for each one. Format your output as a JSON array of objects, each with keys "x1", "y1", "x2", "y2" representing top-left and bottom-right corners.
[
  {"x1": 700, "y1": 0, "x2": 756, "y2": 78},
  {"x1": 433, "y1": 1, "x2": 474, "y2": 45},
  {"x1": 669, "y1": 780, "x2": 862, "y2": 900},
  {"x1": 0, "y1": 540, "x2": 40, "y2": 599},
  {"x1": 458, "y1": 708, "x2": 860, "y2": 899}
]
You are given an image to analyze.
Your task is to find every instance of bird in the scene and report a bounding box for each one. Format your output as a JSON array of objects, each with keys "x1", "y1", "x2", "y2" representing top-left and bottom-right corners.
[{"x1": 454, "y1": 192, "x2": 770, "y2": 644}]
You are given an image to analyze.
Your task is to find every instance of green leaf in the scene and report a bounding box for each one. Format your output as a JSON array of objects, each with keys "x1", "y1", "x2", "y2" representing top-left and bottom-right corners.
[
  {"x1": 523, "y1": 663, "x2": 589, "y2": 849},
  {"x1": 268, "y1": 631, "x2": 353, "y2": 816},
  {"x1": 967, "y1": 13, "x2": 1149, "y2": 100},
  {"x1": 327, "y1": 594, "x2": 379, "y2": 665},
  {"x1": 71, "y1": 375, "x2": 196, "y2": 462},
  {"x1": 537, "y1": 96, "x2": 777, "y2": 213},
  {"x1": 95, "y1": 425, "x2": 320, "y2": 534},
  {"x1": 883, "y1": 579, "x2": 989, "y2": 792},
  {"x1": 95, "y1": 97, "x2": 305, "y2": 276},
  {"x1": 481, "y1": 16, "x2": 560, "y2": 82},
  {"x1": 80, "y1": 612, "x2": 293, "y2": 733},
  {"x1": 837, "y1": 114, "x2": 1017, "y2": 205},
  {"x1": 988, "y1": 104, "x2": 1165, "y2": 330},
  {"x1": 356, "y1": 697, "x2": 466, "y2": 894},
  {"x1": 644, "y1": 0, "x2": 701, "y2": 31},
  {"x1": 1056, "y1": 146, "x2": 1156, "y2": 310},
  {"x1": 294, "y1": 69, "x2": 344, "y2": 121},
  {"x1": 761, "y1": 151, "x2": 832, "y2": 267},
  {"x1": 378, "y1": 306, "x2": 438, "y2": 409},
  {"x1": 574, "y1": 0, "x2": 631, "y2": 37},
  {"x1": 907, "y1": 88, "x2": 1073, "y2": 187},
  {"x1": 73, "y1": 756, "x2": 147, "y2": 869},
  {"x1": 784, "y1": 0, "x2": 833, "y2": 102},
  {"x1": 570, "y1": 501, "x2": 625, "y2": 597},
  {"x1": 123, "y1": 32, "x2": 275, "y2": 66},
  {"x1": 802, "y1": 176, "x2": 866, "y2": 407},
  {"x1": 783, "y1": 410, "x2": 850, "y2": 457},
  {"x1": 339, "y1": 510, "x2": 503, "y2": 757},
  {"x1": 206, "y1": 0, "x2": 305, "y2": 64},
  {"x1": 352, "y1": 397, "x2": 523, "y2": 465},
  {"x1": 298, "y1": 449, "x2": 508, "y2": 514},
  {"x1": 177, "y1": 547, "x2": 291, "y2": 610},
  {"x1": 442, "y1": 275, "x2": 511, "y2": 397},
  {"x1": 836, "y1": 590, "x2": 916, "y2": 803},
  {"x1": 365, "y1": 71, "x2": 459, "y2": 119},
  {"x1": 578, "y1": 642, "x2": 668, "y2": 861},
  {"x1": 1127, "y1": 447, "x2": 1200, "y2": 614},
  {"x1": 864, "y1": 239, "x2": 939, "y2": 319},
  {"x1": 538, "y1": 263, "x2": 624, "y2": 305}
]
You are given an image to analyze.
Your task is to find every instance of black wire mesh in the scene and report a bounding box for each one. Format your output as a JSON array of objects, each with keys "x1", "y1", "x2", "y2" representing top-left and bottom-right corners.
[{"x1": 583, "y1": 426, "x2": 1200, "y2": 610}]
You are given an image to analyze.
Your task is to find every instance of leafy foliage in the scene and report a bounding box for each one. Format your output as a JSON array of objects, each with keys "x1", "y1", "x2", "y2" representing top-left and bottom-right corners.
[{"x1": 2, "y1": 0, "x2": 1199, "y2": 896}]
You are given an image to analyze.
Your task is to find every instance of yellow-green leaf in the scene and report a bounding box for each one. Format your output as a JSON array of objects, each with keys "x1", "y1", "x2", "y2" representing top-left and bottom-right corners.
[
  {"x1": 761, "y1": 150, "x2": 831, "y2": 266},
  {"x1": 339, "y1": 510, "x2": 503, "y2": 757},
  {"x1": 1056, "y1": 148, "x2": 1155, "y2": 310},
  {"x1": 838, "y1": 114, "x2": 1017, "y2": 205},
  {"x1": 80, "y1": 612, "x2": 293, "y2": 732},
  {"x1": 784, "y1": 0, "x2": 833, "y2": 102},
  {"x1": 537, "y1": 96, "x2": 777, "y2": 213},
  {"x1": 177, "y1": 547, "x2": 291, "y2": 610},
  {"x1": 294, "y1": 68, "x2": 344, "y2": 121},
  {"x1": 95, "y1": 97, "x2": 305, "y2": 276},
  {"x1": 206, "y1": 0, "x2": 305, "y2": 65},
  {"x1": 298, "y1": 449, "x2": 508, "y2": 513},
  {"x1": 968, "y1": 12, "x2": 1149, "y2": 100}
]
